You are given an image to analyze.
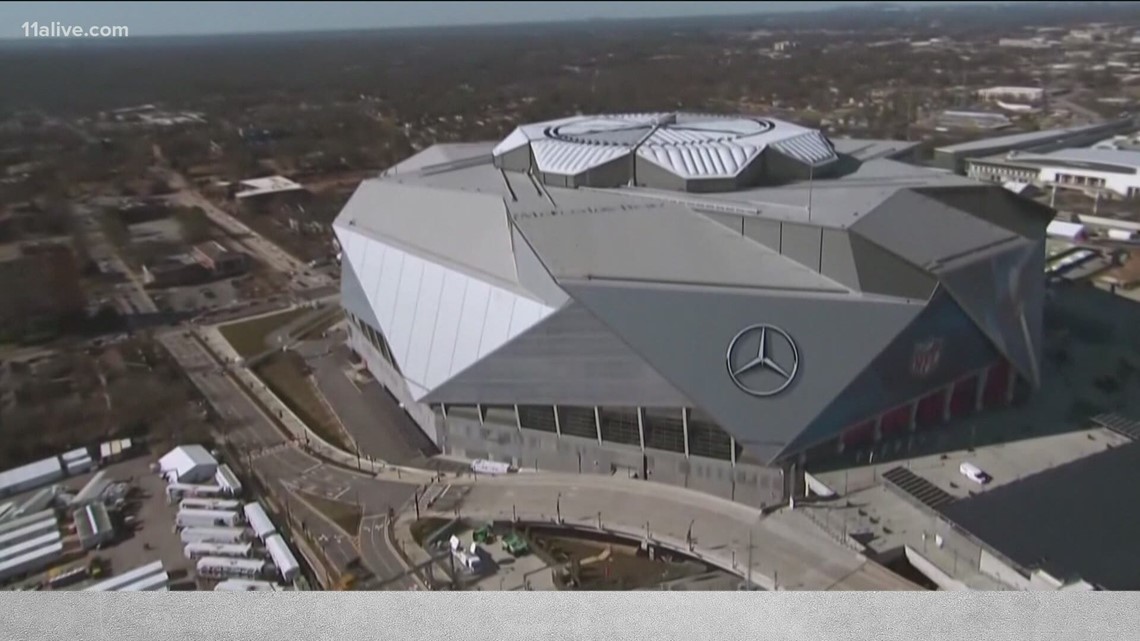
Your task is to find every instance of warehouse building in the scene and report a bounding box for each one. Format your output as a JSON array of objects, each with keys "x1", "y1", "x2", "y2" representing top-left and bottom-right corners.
[
  {"x1": 335, "y1": 112, "x2": 1057, "y2": 507},
  {"x1": 966, "y1": 148, "x2": 1140, "y2": 199},
  {"x1": 933, "y1": 118, "x2": 1135, "y2": 174}
]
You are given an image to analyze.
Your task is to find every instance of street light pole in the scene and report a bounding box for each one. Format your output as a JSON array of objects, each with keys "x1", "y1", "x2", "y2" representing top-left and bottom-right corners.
[{"x1": 556, "y1": 493, "x2": 562, "y2": 524}]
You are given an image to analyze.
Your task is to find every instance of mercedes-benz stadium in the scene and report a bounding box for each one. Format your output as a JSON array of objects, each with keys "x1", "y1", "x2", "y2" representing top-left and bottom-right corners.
[{"x1": 333, "y1": 112, "x2": 1054, "y2": 507}]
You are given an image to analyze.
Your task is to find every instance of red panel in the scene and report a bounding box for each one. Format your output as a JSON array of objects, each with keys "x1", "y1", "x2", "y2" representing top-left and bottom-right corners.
[
  {"x1": 916, "y1": 391, "x2": 946, "y2": 429},
  {"x1": 880, "y1": 405, "x2": 912, "y2": 437},
  {"x1": 950, "y1": 376, "x2": 978, "y2": 418},
  {"x1": 983, "y1": 361, "x2": 1011, "y2": 409},
  {"x1": 842, "y1": 419, "x2": 876, "y2": 447}
]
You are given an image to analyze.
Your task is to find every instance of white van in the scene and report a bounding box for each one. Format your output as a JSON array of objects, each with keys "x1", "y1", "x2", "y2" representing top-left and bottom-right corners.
[{"x1": 959, "y1": 462, "x2": 991, "y2": 485}]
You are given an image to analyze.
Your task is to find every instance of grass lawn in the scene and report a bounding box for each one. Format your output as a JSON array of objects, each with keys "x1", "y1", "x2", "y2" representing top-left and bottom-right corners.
[
  {"x1": 218, "y1": 307, "x2": 312, "y2": 358},
  {"x1": 297, "y1": 308, "x2": 344, "y2": 341},
  {"x1": 297, "y1": 490, "x2": 364, "y2": 535},
  {"x1": 254, "y1": 350, "x2": 353, "y2": 451}
]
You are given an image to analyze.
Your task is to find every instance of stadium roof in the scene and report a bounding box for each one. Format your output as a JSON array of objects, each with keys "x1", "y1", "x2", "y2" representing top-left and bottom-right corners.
[{"x1": 334, "y1": 113, "x2": 1056, "y2": 461}]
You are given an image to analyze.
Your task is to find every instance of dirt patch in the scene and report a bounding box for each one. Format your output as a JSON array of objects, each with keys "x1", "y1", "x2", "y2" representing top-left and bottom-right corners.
[
  {"x1": 254, "y1": 350, "x2": 352, "y2": 451},
  {"x1": 296, "y1": 490, "x2": 364, "y2": 535},
  {"x1": 218, "y1": 307, "x2": 311, "y2": 358}
]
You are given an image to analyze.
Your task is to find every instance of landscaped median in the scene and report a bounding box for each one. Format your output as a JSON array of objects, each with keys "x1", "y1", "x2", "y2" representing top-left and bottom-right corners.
[{"x1": 218, "y1": 307, "x2": 313, "y2": 359}]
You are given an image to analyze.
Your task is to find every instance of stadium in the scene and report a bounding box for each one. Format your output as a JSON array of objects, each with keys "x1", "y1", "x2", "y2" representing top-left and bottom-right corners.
[{"x1": 333, "y1": 112, "x2": 1054, "y2": 507}]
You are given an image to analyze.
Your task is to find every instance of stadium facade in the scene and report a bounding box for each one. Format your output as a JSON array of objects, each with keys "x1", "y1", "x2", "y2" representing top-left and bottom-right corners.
[{"x1": 333, "y1": 113, "x2": 1053, "y2": 507}]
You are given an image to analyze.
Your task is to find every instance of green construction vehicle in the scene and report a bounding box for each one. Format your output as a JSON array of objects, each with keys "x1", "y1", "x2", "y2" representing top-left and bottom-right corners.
[
  {"x1": 501, "y1": 532, "x2": 530, "y2": 556},
  {"x1": 472, "y1": 523, "x2": 495, "y2": 544}
]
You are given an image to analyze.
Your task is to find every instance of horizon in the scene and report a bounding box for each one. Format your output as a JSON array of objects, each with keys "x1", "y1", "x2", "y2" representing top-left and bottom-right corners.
[{"x1": 1, "y1": 1, "x2": 1001, "y2": 41}]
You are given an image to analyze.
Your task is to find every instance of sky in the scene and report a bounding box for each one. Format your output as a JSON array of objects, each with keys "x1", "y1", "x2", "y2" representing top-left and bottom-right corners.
[{"x1": 3, "y1": 1, "x2": 991, "y2": 38}]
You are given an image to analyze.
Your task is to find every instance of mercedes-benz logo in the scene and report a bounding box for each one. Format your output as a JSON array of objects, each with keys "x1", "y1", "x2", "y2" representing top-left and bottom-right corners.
[{"x1": 726, "y1": 324, "x2": 800, "y2": 397}]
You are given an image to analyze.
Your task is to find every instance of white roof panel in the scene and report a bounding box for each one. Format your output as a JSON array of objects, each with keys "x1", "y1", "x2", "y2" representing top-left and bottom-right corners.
[{"x1": 496, "y1": 113, "x2": 838, "y2": 181}]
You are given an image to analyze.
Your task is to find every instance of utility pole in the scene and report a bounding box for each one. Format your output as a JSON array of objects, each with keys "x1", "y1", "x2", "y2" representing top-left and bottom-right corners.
[
  {"x1": 556, "y1": 493, "x2": 562, "y2": 524},
  {"x1": 807, "y1": 164, "x2": 815, "y2": 222},
  {"x1": 746, "y1": 529, "x2": 754, "y2": 590}
]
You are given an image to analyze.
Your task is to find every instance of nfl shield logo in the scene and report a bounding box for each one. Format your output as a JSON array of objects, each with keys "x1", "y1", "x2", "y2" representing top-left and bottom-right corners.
[{"x1": 911, "y1": 339, "x2": 943, "y2": 378}]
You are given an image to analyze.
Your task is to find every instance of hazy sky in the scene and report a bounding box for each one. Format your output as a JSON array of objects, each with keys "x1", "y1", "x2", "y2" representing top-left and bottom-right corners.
[{"x1": 4, "y1": 1, "x2": 989, "y2": 38}]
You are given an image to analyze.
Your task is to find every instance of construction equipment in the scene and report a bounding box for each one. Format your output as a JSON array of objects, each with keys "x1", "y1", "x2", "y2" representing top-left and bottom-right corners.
[
  {"x1": 472, "y1": 523, "x2": 495, "y2": 544},
  {"x1": 502, "y1": 532, "x2": 529, "y2": 557}
]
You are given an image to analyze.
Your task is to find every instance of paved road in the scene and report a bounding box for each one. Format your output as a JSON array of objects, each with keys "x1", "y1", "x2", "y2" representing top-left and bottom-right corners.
[
  {"x1": 161, "y1": 329, "x2": 420, "y2": 588},
  {"x1": 157, "y1": 166, "x2": 333, "y2": 291}
]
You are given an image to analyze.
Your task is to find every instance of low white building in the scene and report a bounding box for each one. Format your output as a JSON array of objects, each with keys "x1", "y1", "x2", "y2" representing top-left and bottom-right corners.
[
  {"x1": 158, "y1": 445, "x2": 218, "y2": 484},
  {"x1": 234, "y1": 176, "x2": 306, "y2": 200},
  {"x1": 966, "y1": 148, "x2": 1140, "y2": 199},
  {"x1": 977, "y1": 86, "x2": 1045, "y2": 103}
]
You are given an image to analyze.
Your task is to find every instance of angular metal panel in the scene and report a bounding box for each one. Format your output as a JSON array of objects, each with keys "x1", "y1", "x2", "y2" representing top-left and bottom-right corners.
[
  {"x1": 780, "y1": 223, "x2": 823, "y2": 272},
  {"x1": 374, "y1": 246, "x2": 405, "y2": 331},
  {"x1": 781, "y1": 288, "x2": 1000, "y2": 455},
  {"x1": 388, "y1": 255, "x2": 425, "y2": 366},
  {"x1": 939, "y1": 241, "x2": 1042, "y2": 385},
  {"x1": 742, "y1": 217, "x2": 782, "y2": 252},
  {"x1": 511, "y1": 226, "x2": 569, "y2": 308},
  {"x1": 848, "y1": 233, "x2": 937, "y2": 301},
  {"x1": 451, "y1": 279, "x2": 492, "y2": 377},
  {"x1": 852, "y1": 189, "x2": 1019, "y2": 269},
  {"x1": 424, "y1": 272, "x2": 468, "y2": 387},
  {"x1": 423, "y1": 302, "x2": 691, "y2": 408},
  {"x1": 478, "y1": 288, "x2": 516, "y2": 359},
  {"x1": 820, "y1": 228, "x2": 861, "y2": 291},
  {"x1": 404, "y1": 261, "x2": 446, "y2": 386},
  {"x1": 563, "y1": 281, "x2": 923, "y2": 463},
  {"x1": 339, "y1": 250, "x2": 385, "y2": 333}
]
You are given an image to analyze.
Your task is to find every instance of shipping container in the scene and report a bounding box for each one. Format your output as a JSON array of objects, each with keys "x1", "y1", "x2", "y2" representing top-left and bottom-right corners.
[
  {"x1": 165, "y1": 483, "x2": 225, "y2": 503},
  {"x1": 0, "y1": 531, "x2": 62, "y2": 564},
  {"x1": 0, "y1": 510, "x2": 55, "y2": 538},
  {"x1": 61, "y1": 448, "x2": 89, "y2": 463},
  {"x1": 72, "y1": 471, "x2": 112, "y2": 506},
  {"x1": 119, "y1": 571, "x2": 169, "y2": 591},
  {"x1": 242, "y1": 502, "x2": 276, "y2": 540},
  {"x1": 214, "y1": 579, "x2": 279, "y2": 591},
  {"x1": 196, "y1": 556, "x2": 267, "y2": 580},
  {"x1": 84, "y1": 561, "x2": 165, "y2": 591},
  {"x1": 175, "y1": 508, "x2": 241, "y2": 529},
  {"x1": 0, "y1": 518, "x2": 57, "y2": 549},
  {"x1": 0, "y1": 540, "x2": 63, "y2": 583},
  {"x1": 183, "y1": 541, "x2": 254, "y2": 560},
  {"x1": 0, "y1": 458, "x2": 64, "y2": 499},
  {"x1": 215, "y1": 464, "x2": 243, "y2": 496},
  {"x1": 179, "y1": 498, "x2": 241, "y2": 512},
  {"x1": 264, "y1": 534, "x2": 300, "y2": 583},
  {"x1": 65, "y1": 457, "x2": 94, "y2": 476},
  {"x1": 179, "y1": 526, "x2": 250, "y2": 545}
]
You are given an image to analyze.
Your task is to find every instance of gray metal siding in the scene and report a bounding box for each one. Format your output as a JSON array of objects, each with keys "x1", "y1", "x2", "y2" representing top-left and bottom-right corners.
[
  {"x1": 565, "y1": 281, "x2": 923, "y2": 463},
  {"x1": 851, "y1": 189, "x2": 1019, "y2": 269},
  {"x1": 742, "y1": 217, "x2": 782, "y2": 252},
  {"x1": 511, "y1": 226, "x2": 570, "y2": 308},
  {"x1": 820, "y1": 228, "x2": 861, "y2": 290},
  {"x1": 780, "y1": 223, "x2": 823, "y2": 272},
  {"x1": 422, "y1": 302, "x2": 691, "y2": 407},
  {"x1": 848, "y1": 233, "x2": 937, "y2": 301}
]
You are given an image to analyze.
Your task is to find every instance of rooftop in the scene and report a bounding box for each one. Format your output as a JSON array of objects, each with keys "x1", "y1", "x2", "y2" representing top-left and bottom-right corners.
[
  {"x1": 935, "y1": 119, "x2": 1134, "y2": 156},
  {"x1": 235, "y1": 175, "x2": 305, "y2": 199}
]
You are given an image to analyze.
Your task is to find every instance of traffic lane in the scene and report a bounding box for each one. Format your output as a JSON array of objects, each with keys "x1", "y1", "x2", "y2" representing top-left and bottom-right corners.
[
  {"x1": 281, "y1": 486, "x2": 360, "y2": 577},
  {"x1": 360, "y1": 514, "x2": 418, "y2": 590}
]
